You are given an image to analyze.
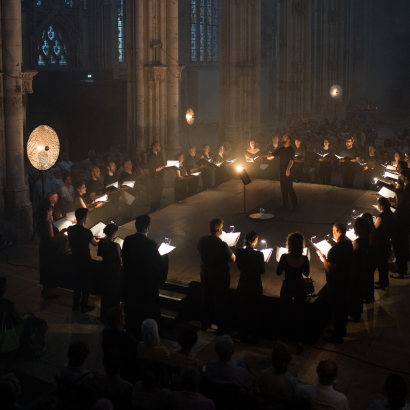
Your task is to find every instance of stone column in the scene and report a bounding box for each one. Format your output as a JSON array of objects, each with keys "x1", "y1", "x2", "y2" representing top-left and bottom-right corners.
[
  {"x1": 1, "y1": 0, "x2": 33, "y2": 242},
  {"x1": 127, "y1": 0, "x2": 180, "y2": 159},
  {"x1": 220, "y1": 0, "x2": 261, "y2": 143}
]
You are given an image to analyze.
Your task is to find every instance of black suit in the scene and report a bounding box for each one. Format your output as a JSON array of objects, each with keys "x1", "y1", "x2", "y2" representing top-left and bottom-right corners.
[{"x1": 122, "y1": 232, "x2": 166, "y2": 338}]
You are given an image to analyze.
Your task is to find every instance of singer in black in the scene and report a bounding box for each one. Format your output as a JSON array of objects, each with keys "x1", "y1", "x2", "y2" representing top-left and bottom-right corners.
[
  {"x1": 318, "y1": 138, "x2": 333, "y2": 185},
  {"x1": 292, "y1": 137, "x2": 306, "y2": 183},
  {"x1": 362, "y1": 145, "x2": 380, "y2": 190},
  {"x1": 339, "y1": 137, "x2": 360, "y2": 188},
  {"x1": 259, "y1": 134, "x2": 298, "y2": 211},
  {"x1": 147, "y1": 141, "x2": 165, "y2": 212}
]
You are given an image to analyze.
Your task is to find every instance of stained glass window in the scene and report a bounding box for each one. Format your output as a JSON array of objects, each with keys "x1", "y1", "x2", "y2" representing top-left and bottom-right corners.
[
  {"x1": 62, "y1": 0, "x2": 73, "y2": 8},
  {"x1": 83, "y1": 0, "x2": 87, "y2": 9},
  {"x1": 191, "y1": 0, "x2": 218, "y2": 62},
  {"x1": 117, "y1": 0, "x2": 125, "y2": 63},
  {"x1": 38, "y1": 25, "x2": 69, "y2": 66}
]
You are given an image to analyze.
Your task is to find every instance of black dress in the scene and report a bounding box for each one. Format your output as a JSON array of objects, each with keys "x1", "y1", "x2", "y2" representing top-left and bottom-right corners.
[
  {"x1": 199, "y1": 154, "x2": 213, "y2": 190},
  {"x1": 235, "y1": 247, "x2": 265, "y2": 340},
  {"x1": 244, "y1": 150, "x2": 261, "y2": 178},
  {"x1": 392, "y1": 204, "x2": 410, "y2": 276},
  {"x1": 348, "y1": 237, "x2": 370, "y2": 320},
  {"x1": 174, "y1": 166, "x2": 189, "y2": 201},
  {"x1": 276, "y1": 254, "x2": 309, "y2": 341},
  {"x1": 97, "y1": 240, "x2": 122, "y2": 322},
  {"x1": 318, "y1": 148, "x2": 333, "y2": 185},
  {"x1": 38, "y1": 221, "x2": 59, "y2": 289},
  {"x1": 375, "y1": 209, "x2": 394, "y2": 287},
  {"x1": 213, "y1": 154, "x2": 226, "y2": 185}
]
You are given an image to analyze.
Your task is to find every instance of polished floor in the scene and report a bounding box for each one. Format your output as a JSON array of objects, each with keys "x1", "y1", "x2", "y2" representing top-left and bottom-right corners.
[{"x1": 93, "y1": 179, "x2": 378, "y2": 297}]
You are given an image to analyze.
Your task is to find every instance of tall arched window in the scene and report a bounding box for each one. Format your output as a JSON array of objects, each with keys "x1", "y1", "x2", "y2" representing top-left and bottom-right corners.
[
  {"x1": 38, "y1": 25, "x2": 69, "y2": 66},
  {"x1": 117, "y1": 0, "x2": 125, "y2": 62},
  {"x1": 191, "y1": 0, "x2": 219, "y2": 62}
]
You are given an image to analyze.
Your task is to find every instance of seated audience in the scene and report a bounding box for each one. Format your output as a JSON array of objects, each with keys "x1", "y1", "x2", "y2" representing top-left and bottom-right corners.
[
  {"x1": 59, "y1": 153, "x2": 73, "y2": 174},
  {"x1": 367, "y1": 374, "x2": 409, "y2": 410},
  {"x1": 137, "y1": 318, "x2": 170, "y2": 364},
  {"x1": 60, "y1": 175, "x2": 74, "y2": 214},
  {"x1": 298, "y1": 360, "x2": 349, "y2": 410},
  {"x1": 95, "y1": 350, "x2": 132, "y2": 400},
  {"x1": 204, "y1": 334, "x2": 253, "y2": 394},
  {"x1": 171, "y1": 366, "x2": 215, "y2": 410},
  {"x1": 59, "y1": 341, "x2": 96, "y2": 387},
  {"x1": 91, "y1": 398, "x2": 113, "y2": 410},
  {"x1": 259, "y1": 342, "x2": 298, "y2": 400},
  {"x1": 170, "y1": 329, "x2": 202, "y2": 373},
  {"x1": 51, "y1": 168, "x2": 65, "y2": 193},
  {"x1": 0, "y1": 373, "x2": 29, "y2": 410},
  {"x1": 132, "y1": 363, "x2": 172, "y2": 410}
]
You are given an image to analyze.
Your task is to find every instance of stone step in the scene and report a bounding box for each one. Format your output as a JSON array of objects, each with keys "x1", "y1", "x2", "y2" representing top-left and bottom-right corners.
[
  {"x1": 159, "y1": 289, "x2": 188, "y2": 302},
  {"x1": 160, "y1": 308, "x2": 180, "y2": 320},
  {"x1": 160, "y1": 280, "x2": 190, "y2": 294}
]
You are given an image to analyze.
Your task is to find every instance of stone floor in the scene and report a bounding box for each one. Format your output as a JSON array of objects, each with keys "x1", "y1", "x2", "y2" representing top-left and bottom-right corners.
[{"x1": 2, "y1": 185, "x2": 410, "y2": 410}]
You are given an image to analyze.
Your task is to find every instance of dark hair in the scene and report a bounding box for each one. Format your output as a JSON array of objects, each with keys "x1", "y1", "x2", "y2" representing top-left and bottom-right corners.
[
  {"x1": 38, "y1": 202, "x2": 53, "y2": 221},
  {"x1": 179, "y1": 366, "x2": 201, "y2": 392},
  {"x1": 400, "y1": 169, "x2": 410, "y2": 180},
  {"x1": 178, "y1": 329, "x2": 198, "y2": 350},
  {"x1": 317, "y1": 360, "x2": 338, "y2": 385},
  {"x1": 217, "y1": 144, "x2": 224, "y2": 151},
  {"x1": 141, "y1": 363, "x2": 163, "y2": 390},
  {"x1": 378, "y1": 197, "x2": 391, "y2": 211},
  {"x1": 106, "y1": 307, "x2": 123, "y2": 329},
  {"x1": 333, "y1": 223, "x2": 347, "y2": 236},
  {"x1": 151, "y1": 140, "x2": 160, "y2": 148},
  {"x1": 244, "y1": 231, "x2": 258, "y2": 247},
  {"x1": 122, "y1": 158, "x2": 131, "y2": 166},
  {"x1": 103, "y1": 154, "x2": 111, "y2": 163},
  {"x1": 74, "y1": 180, "x2": 86, "y2": 191},
  {"x1": 284, "y1": 134, "x2": 293, "y2": 143},
  {"x1": 362, "y1": 213, "x2": 374, "y2": 226},
  {"x1": 286, "y1": 232, "x2": 304, "y2": 260},
  {"x1": 103, "y1": 350, "x2": 122, "y2": 376},
  {"x1": 135, "y1": 214, "x2": 151, "y2": 232},
  {"x1": 354, "y1": 217, "x2": 371, "y2": 238},
  {"x1": 294, "y1": 136, "x2": 301, "y2": 141},
  {"x1": 398, "y1": 161, "x2": 408, "y2": 170},
  {"x1": 345, "y1": 137, "x2": 353, "y2": 142},
  {"x1": 103, "y1": 223, "x2": 118, "y2": 238},
  {"x1": 75, "y1": 208, "x2": 88, "y2": 222},
  {"x1": 395, "y1": 188, "x2": 408, "y2": 208},
  {"x1": 67, "y1": 341, "x2": 89, "y2": 368},
  {"x1": 271, "y1": 342, "x2": 291, "y2": 374},
  {"x1": 0, "y1": 380, "x2": 17, "y2": 410},
  {"x1": 202, "y1": 143, "x2": 210, "y2": 150},
  {"x1": 209, "y1": 218, "x2": 223, "y2": 234},
  {"x1": 46, "y1": 191, "x2": 58, "y2": 200},
  {"x1": 385, "y1": 374, "x2": 407, "y2": 410},
  {"x1": 63, "y1": 175, "x2": 72, "y2": 183},
  {"x1": 175, "y1": 153, "x2": 183, "y2": 161}
]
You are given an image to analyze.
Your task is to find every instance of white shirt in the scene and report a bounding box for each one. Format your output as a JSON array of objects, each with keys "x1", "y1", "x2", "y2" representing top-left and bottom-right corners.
[
  {"x1": 61, "y1": 185, "x2": 74, "y2": 203},
  {"x1": 298, "y1": 383, "x2": 350, "y2": 410}
]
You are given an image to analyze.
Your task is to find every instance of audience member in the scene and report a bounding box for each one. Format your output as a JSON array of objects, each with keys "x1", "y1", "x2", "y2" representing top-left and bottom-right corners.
[
  {"x1": 170, "y1": 329, "x2": 202, "y2": 373},
  {"x1": 298, "y1": 360, "x2": 350, "y2": 410},
  {"x1": 171, "y1": 366, "x2": 215, "y2": 410},
  {"x1": 46, "y1": 191, "x2": 62, "y2": 222},
  {"x1": 95, "y1": 350, "x2": 132, "y2": 400},
  {"x1": 0, "y1": 373, "x2": 29, "y2": 410},
  {"x1": 59, "y1": 341, "x2": 96, "y2": 387},
  {"x1": 137, "y1": 318, "x2": 170, "y2": 364},
  {"x1": 132, "y1": 363, "x2": 172, "y2": 410},
  {"x1": 259, "y1": 342, "x2": 298, "y2": 400},
  {"x1": 367, "y1": 374, "x2": 409, "y2": 410},
  {"x1": 204, "y1": 334, "x2": 253, "y2": 394},
  {"x1": 50, "y1": 168, "x2": 65, "y2": 193},
  {"x1": 59, "y1": 153, "x2": 73, "y2": 174}
]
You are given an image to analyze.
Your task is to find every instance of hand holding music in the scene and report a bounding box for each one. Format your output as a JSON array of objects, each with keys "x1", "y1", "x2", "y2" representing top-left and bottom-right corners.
[{"x1": 316, "y1": 250, "x2": 326, "y2": 263}]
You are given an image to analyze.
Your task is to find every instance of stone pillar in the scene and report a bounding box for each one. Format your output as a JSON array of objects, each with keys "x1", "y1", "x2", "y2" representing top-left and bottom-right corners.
[
  {"x1": 1, "y1": 0, "x2": 33, "y2": 242},
  {"x1": 220, "y1": 0, "x2": 261, "y2": 143},
  {"x1": 127, "y1": 0, "x2": 181, "y2": 159}
]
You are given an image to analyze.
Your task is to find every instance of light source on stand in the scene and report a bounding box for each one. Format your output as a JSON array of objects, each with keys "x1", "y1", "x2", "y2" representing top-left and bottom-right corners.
[
  {"x1": 236, "y1": 166, "x2": 252, "y2": 215},
  {"x1": 186, "y1": 108, "x2": 195, "y2": 147}
]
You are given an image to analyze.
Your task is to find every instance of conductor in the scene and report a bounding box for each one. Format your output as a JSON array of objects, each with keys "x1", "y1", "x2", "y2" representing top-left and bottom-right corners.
[{"x1": 259, "y1": 134, "x2": 299, "y2": 211}]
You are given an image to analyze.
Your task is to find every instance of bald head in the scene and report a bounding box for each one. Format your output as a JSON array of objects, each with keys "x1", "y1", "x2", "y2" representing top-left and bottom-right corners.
[{"x1": 317, "y1": 360, "x2": 337, "y2": 385}]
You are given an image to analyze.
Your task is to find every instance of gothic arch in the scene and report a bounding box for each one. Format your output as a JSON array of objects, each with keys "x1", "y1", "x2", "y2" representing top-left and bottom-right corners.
[{"x1": 37, "y1": 12, "x2": 81, "y2": 67}]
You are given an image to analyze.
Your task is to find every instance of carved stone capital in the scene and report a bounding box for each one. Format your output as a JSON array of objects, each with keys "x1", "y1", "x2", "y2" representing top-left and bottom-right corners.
[
  {"x1": 145, "y1": 65, "x2": 168, "y2": 86},
  {"x1": 22, "y1": 71, "x2": 38, "y2": 94},
  {"x1": 178, "y1": 65, "x2": 185, "y2": 82}
]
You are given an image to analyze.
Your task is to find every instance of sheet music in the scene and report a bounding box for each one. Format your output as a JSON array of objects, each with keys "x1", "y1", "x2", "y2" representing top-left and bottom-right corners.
[
  {"x1": 66, "y1": 212, "x2": 75, "y2": 221},
  {"x1": 334, "y1": 154, "x2": 344, "y2": 159},
  {"x1": 377, "y1": 186, "x2": 395, "y2": 199},
  {"x1": 90, "y1": 222, "x2": 106, "y2": 237},
  {"x1": 225, "y1": 159, "x2": 237, "y2": 163},
  {"x1": 106, "y1": 181, "x2": 119, "y2": 189},
  {"x1": 220, "y1": 231, "x2": 241, "y2": 247},
  {"x1": 385, "y1": 165, "x2": 396, "y2": 171},
  {"x1": 114, "y1": 237, "x2": 124, "y2": 249},
  {"x1": 317, "y1": 152, "x2": 329, "y2": 157},
  {"x1": 258, "y1": 248, "x2": 273, "y2": 263},
  {"x1": 312, "y1": 240, "x2": 333, "y2": 258},
  {"x1": 167, "y1": 160, "x2": 180, "y2": 168},
  {"x1": 123, "y1": 191, "x2": 135, "y2": 205},
  {"x1": 122, "y1": 180, "x2": 136, "y2": 188},
  {"x1": 260, "y1": 164, "x2": 269, "y2": 171},
  {"x1": 346, "y1": 229, "x2": 358, "y2": 241},
  {"x1": 53, "y1": 218, "x2": 74, "y2": 232},
  {"x1": 384, "y1": 171, "x2": 398, "y2": 180},
  {"x1": 158, "y1": 243, "x2": 176, "y2": 256},
  {"x1": 276, "y1": 247, "x2": 310, "y2": 262},
  {"x1": 214, "y1": 162, "x2": 223, "y2": 167},
  {"x1": 191, "y1": 172, "x2": 201, "y2": 176},
  {"x1": 95, "y1": 194, "x2": 108, "y2": 202},
  {"x1": 373, "y1": 204, "x2": 396, "y2": 213}
]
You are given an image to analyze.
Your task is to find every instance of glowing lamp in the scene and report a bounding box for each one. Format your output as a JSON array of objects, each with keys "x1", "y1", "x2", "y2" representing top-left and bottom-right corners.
[
  {"x1": 186, "y1": 108, "x2": 195, "y2": 125},
  {"x1": 27, "y1": 125, "x2": 60, "y2": 170},
  {"x1": 330, "y1": 85, "x2": 342, "y2": 99},
  {"x1": 237, "y1": 166, "x2": 243, "y2": 172}
]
